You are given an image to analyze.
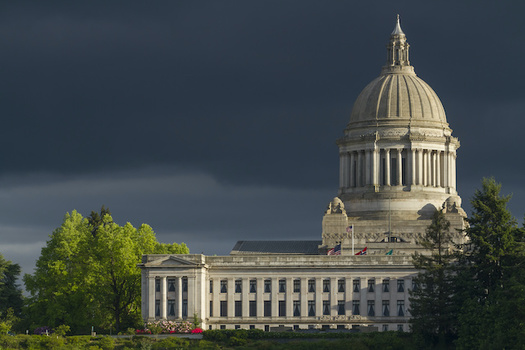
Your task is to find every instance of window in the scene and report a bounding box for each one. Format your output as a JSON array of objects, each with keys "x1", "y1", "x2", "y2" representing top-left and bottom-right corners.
[
  {"x1": 264, "y1": 325, "x2": 269, "y2": 332},
  {"x1": 209, "y1": 301, "x2": 213, "y2": 317},
  {"x1": 279, "y1": 301, "x2": 286, "y2": 317},
  {"x1": 308, "y1": 279, "x2": 315, "y2": 292},
  {"x1": 323, "y1": 300, "x2": 330, "y2": 315},
  {"x1": 382, "y1": 300, "x2": 390, "y2": 316},
  {"x1": 220, "y1": 280, "x2": 227, "y2": 293},
  {"x1": 397, "y1": 324, "x2": 404, "y2": 332},
  {"x1": 352, "y1": 300, "x2": 360, "y2": 315},
  {"x1": 220, "y1": 325, "x2": 226, "y2": 330},
  {"x1": 293, "y1": 301, "x2": 300, "y2": 317},
  {"x1": 182, "y1": 278, "x2": 188, "y2": 292},
  {"x1": 338, "y1": 279, "x2": 345, "y2": 292},
  {"x1": 209, "y1": 280, "x2": 213, "y2": 293},
  {"x1": 264, "y1": 280, "x2": 271, "y2": 293},
  {"x1": 235, "y1": 325, "x2": 240, "y2": 330},
  {"x1": 168, "y1": 300, "x2": 175, "y2": 316},
  {"x1": 155, "y1": 279, "x2": 160, "y2": 292},
  {"x1": 168, "y1": 279, "x2": 176, "y2": 292},
  {"x1": 382, "y1": 279, "x2": 390, "y2": 293},
  {"x1": 397, "y1": 280, "x2": 404, "y2": 293},
  {"x1": 353, "y1": 279, "x2": 360, "y2": 293},
  {"x1": 279, "y1": 279, "x2": 286, "y2": 293},
  {"x1": 411, "y1": 280, "x2": 418, "y2": 292},
  {"x1": 220, "y1": 301, "x2": 227, "y2": 317},
  {"x1": 294, "y1": 325, "x2": 300, "y2": 330},
  {"x1": 249, "y1": 301, "x2": 256, "y2": 317},
  {"x1": 368, "y1": 279, "x2": 375, "y2": 293},
  {"x1": 397, "y1": 301, "x2": 405, "y2": 316},
  {"x1": 182, "y1": 300, "x2": 188, "y2": 317},
  {"x1": 323, "y1": 279, "x2": 330, "y2": 293},
  {"x1": 264, "y1": 301, "x2": 271, "y2": 317},
  {"x1": 382, "y1": 325, "x2": 388, "y2": 332},
  {"x1": 337, "y1": 301, "x2": 345, "y2": 315},
  {"x1": 155, "y1": 300, "x2": 160, "y2": 317},
  {"x1": 235, "y1": 301, "x2": 242, "y2": 317},
  {"x1": 308, "y1": 301, "x2": 315, "y2": 316},
  {"x1": 250, "y1": 280, "x2": 256, "y2": 293},
  {"x1": 293, "y1": 279, "x2": 300, "y2": 293},
  {"x1": 367, "y1": 300, "x2": 375, "y2": 316},
  {"x1": 249, "y1": 325, "x2": 255, "y2": 330},
  {"x1": 235, "y1": 280, "x2": 242, "y2": 293}
]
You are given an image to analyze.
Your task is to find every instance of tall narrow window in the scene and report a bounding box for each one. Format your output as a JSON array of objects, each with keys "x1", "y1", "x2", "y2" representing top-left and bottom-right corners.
[
  {"x1": 220, "y1": 301, "x2": 227, "y2": 317},
  {"x1": 323, "y1": 301, "x2": 330, "y2": 315},
  {"x1": 264, "y1": 280, "x2": 271, "y2": 293},
  {"x1": 308, "y1": 301, "x2": 315, "y2": 316},
  {"x1": 323, "y1": 279, "x2": 330, "y2": 293},
  {"x1": 353, "y1": 279, "x2": 360, "y2": 293},
  {"x1": 155, "y1": 300, "x2": 160, "y2": 317},
  {"x1": 368, "y1": 279, "x2": 375, "y2": 293},
  {"x1": 250, "y1": 280, "x2": 256, "y2": 293},
  {"x1": 397, "y1": 301, "x2": 405, "y2": 316},
  {"x1": 279, "y1": 280, "x2": 286, "y2": 293},
  {"x1": 382, "y1": 300, "x2": 390, "y2": 316},
  {"x1": 293, "y1": 279, "x2": 301, "y2": 293},
  {"x1": 337, "y1": 301, "x2": 345, "y2": 315},
  {"x1": 220, "y1": 280, "x2": 227, "y2": 293},
  {"x1": 209, "y1": 280, "x2": 213, "y2": 293},
  {"x1": 367, "y1": 301, "x2": 375, "y2": 316},
  {"x1": 182, "y1": 300, "x2": 188, "y2": 317},
  {"x1": 249, "y1": 301, "x2": 256, "y2": 317},
  {"x1": 397, "y1": 280, "x2": 405, "y2": 292},
  {"x1": 209, "y1": 301, "x2": 213, "y2": 317},
  {"x1": 352, "y1": 300, "x2": 360, "y2": 315},
  {"x1": 308, "y1": 279, "x2": 315, "y2": 292},
  {"x1": 168, "y1": 279, "x2": 175, "y2": 292},
  {"x1": 235, "y1": 301, "x2": 242, "y2": 317},
  {"x1": 382, "y1": 279, "x2": 390, "y2": 292},
  {"x1": 155, "y1": 279, "x2": 160, "y2": 292},
  {"x1": 182, "y1": 278, "x2": 188, "y2": 292},
  {"x1": 293, "y1": 301, "x2": 300, "y2": 317},
  {"x1": 264, "y1": 301, "x2": 271, "y2": 317},
  {"x1": 338, "y1": 279, "x2": 345, "y2": 292},
  {"x1": 168, "y1": 300, "x2": 175, "y2": 316},
  {"x1": 235, "y1": 280, "x2": 242, "y2": 293},
  {"x1": 279, "y1": 301, "x2": 286, "y2": 317}
]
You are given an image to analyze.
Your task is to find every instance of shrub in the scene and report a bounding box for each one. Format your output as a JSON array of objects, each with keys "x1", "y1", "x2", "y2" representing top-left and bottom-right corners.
[
  {"x1": 228, "y1": 336, "x2": 247, "y2": 346},
  {"x1": 96, "y1": 336, "x2": 115, "y2": 350}
]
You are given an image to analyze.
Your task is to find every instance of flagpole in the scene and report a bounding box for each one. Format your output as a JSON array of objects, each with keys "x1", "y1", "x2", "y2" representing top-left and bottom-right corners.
[{"x1": 351, "y1": 225, "x2": 354, "y2": 255}]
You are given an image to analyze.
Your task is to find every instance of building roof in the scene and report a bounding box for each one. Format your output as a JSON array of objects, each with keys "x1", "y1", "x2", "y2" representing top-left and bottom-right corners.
[{"x1": 230, "y1": 240, "x2": 322, "y2": 255}]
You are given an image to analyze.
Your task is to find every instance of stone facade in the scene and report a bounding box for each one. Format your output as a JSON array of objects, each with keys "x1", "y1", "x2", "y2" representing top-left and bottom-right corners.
[{"x1": 139, "y1": 16, "x2": 466, "y2": 332}]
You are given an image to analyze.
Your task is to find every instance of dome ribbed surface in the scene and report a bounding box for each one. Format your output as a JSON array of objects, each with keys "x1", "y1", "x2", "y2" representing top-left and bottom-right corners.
[{"x1": 349, "y1": 73, "x2": 447, "y2": 125}]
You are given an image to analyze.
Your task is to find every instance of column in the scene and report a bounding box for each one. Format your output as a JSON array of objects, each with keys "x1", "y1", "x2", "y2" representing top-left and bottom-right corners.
[
  {"x1": 417, "y1": 149, "x2": 423, "y2": 185},
  {"x1": 410, "y1": 148, "x2": 416, "y2": 186},
  {"x1": 148, "y1": 276, "x2": 156, "y2": 319},
  {"x1": 443, "y1": 151, "x2": 449, "y2": 189},
  {"x1": 431, "y1": 151, "x2": 436, "y2": 186},
  {"x1": 315, "y1": 277, "x2": 322, "y2": 318},
  {"x1": 330, "y1": 277, "x2": 337, "y2": 316},
  {"x1": 271, "y1": 277, "x2": 278, "y2": 319},
  {"x1": 397, "y1": 149, "x2": 403, "y2": 186},
  {"x1": 385, "y1": 149, "x2": 391, "y2": 186},
  {"x1": 176, "y1": 277, "x2": 182, "y2": 319},
  {"x1": 357, "y1": 151, "x2": 363, "y2": 187},
  {"x1": 160, "y1": 277, "x2": 167, "y2": 319},
  {"x1": 372, "y1": 148, "x2": 379, "y2": 186},
  {"x1": 339, "y1": 154, "x2": 344, "y2": 189},
  {"x1": 256, "y1": 278, "x2": 263, "y2": 318},
  {"x1": 212, "y1": 279, "x2": 219, "y2": 318},
  {"x1": 452, "y1": 153, "x2": 457, "y2": 189},
  {"x1": 343, "y1": 153, "x2": 350, "y2": 188},
  {"x1": 426, "y1": 150, "x2": 432, "y2": 186},
  {"x1": 227, "y1": 278, "x2": 234, "y2": 319},
  {"x1": 345, "y1": 277, "x2": 352, "y2": 316},
  {"x1": 350, "y1": 152, "x2": 356, "y2": 188},
  {"x1": 365, "y1": 149, "x2": 371, "y2": 185},
  {"x1": 286, "y1": 278, "x2": 293, "y2": 318},
  {"x1": 436, "y1": 151, "x2": 441, "y2": 187},
  {"x1": 300, "y1": 278, "x2": 307, "y2": 319},
  {"x1": 187, "y1": 277, "x2": 195, "y2": 319},
  {"x1": 242, "y1": 278, "x2": 249, "y2": 319}
]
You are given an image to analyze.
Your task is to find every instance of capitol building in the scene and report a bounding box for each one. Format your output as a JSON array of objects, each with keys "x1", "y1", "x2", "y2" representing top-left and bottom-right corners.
[{"x1": 139, "y1": 17, "x2": 467, "y2": 332}]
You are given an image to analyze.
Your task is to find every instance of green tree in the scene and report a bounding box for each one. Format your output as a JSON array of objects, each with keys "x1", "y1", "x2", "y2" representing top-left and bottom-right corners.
[
  {"x1": 24, "y1": 208, "x2": 189, "y2": 333},
  {"x1": 409, "y1": 209, "x2": 457, "y2": 348},
  {"x1": 455, "y1": 178, "x2": 525, "y2": 349},
  {"x1": 0, "y1": 254, "x2": 23, "y2": 317}
]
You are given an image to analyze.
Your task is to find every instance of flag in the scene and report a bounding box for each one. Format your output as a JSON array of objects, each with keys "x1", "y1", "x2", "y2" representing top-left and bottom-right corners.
[
  {"x1": 346, "y1": 225, "x2": 353, "y2": 233},
  {"x1": 327, "y1": 244, "x2": 341, "y2": 255},
  {"x1": 355, "y1": 247, "x2": 367, "y2": 255},
  {"x1": 385, "y1": 249, "x2": 393, "y2": 255}
]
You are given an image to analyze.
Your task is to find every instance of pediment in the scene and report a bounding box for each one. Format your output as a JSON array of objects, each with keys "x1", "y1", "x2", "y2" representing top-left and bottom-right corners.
[{"x1": 144, "y1": 256, "x2": 199, "y2": 267}]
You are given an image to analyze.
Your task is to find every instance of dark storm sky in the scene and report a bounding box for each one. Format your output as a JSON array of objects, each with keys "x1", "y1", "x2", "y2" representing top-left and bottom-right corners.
[{"x1": 1, "y1": 1, "x2": 525, "y2": 277}]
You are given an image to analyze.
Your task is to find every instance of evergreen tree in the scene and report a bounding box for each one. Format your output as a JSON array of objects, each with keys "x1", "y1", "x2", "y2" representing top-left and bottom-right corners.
[{"x1": 409, "y1": 209, "x2": 457, "y2": 348}]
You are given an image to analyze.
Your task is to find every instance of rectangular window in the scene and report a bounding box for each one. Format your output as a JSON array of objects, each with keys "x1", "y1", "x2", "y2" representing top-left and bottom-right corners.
[
  {"x1": 235, "y1": 301, "x2": 242, "y2": 317},
  {"x1": 382, "y1": 300, "x2": 390, "y2": 317},
  {"x1": 308, "y1": 279, "x2": 315, "y2": 292},
  {"x1": 235, "y1": 280, "x2": 242, "y2": 293},
  {"x1": 155, "y1": 279, "x2": 160, "y2": 292},
  {"x1": 337, "y1": 301, "x2": 345, "y2": 315},
  {"x1": 397, "y1": 324, "x2": 404, "y2": 332},
  {"x1": 293, "y1": 301, "x2": 300, "y2": 317},
  {"x1": 338, "y1": 279, "x2": 345, "y2": 292},
  {"x1": 353, "y1": 279, "x2": 360, "y2": 293},
  {"x1": 367, "y1": 300, "x2": 375, "y2": 316},
  {"x1": 323, "y1": 279, "x2": 330, "y2": 293},
  {"x1": 293, "y1": 279, "x2": 301, "y2": 293},
  {"x1": 220, "y1": 280, "x2": 227, "y2": 293},
  {"x1": 352, "y1": 300, "x2": 360, "y2": 315},
  {"x1": 168, "y1": 279, "x2": 176, "y2": 292},
  {"x1": 209, "y1": 280, "x2": 213, "y2": 293},
  {"x1": 220, "y1": 325, "x2": 226, "y2": 330},
  {"x1": 368, "y1": 279, "x2": 375, "y2": 293},
  {"x1": 383, "y1": 279, "x2": 390, "y2": 293},
  {"x1": 264, "y1": 280, "x2": 271, "y2": 293},
  {"x1": 220, "y1": 301, "x2": 227, "y2": 317},
  {"x1": 249, "y1": 301, "x2": 256, "y2": 317},
  {"x1": 168, "y1": 300, "x2": 175, "y2": 316},
  {"x1": 382, "y1": 325, "x2": 388, "y2": 332},
  {"x1": 397, "y1": 280, "x2": 405, "y2": 293},
  {"x1": 397, "y1": 301, "x2": 405, "y2": 316},
  {"x1": 308, "y1": 301, "x2": 315, "y2": 316},
  {"x1": 412, "y1": 280, "x2": 418, "y2": 292},
  {"x1": 323, "y1": 300, "x2": 330, "y2": 315},
  {"x1": 182, "y1": 278, "x2": 188, "y2": 292},
  {"x1": 279, "y1": 279, "x2": 286, "y2": 293},
  {"x1": 249, "y1": 325, "x2": 255, "y2": 330},
  {"x1": 209, "y1": 301, "x2": 213, "y2": 317},
  {"x1": 264, "y1": 301, "x2": 271, "y2": 317},
  {"x1": 279, "y1": 301, "x2": 286, "y2": 317},
  {"x1": 155, "y1": 300, "x2": 160, "y2": 317},
  {"x1": 235, "y1": 325, "x2": 240, "y2": 330},
  {"x1": 250, "y1": 280, "x2": 256, "y2": 293},
  {"x1": 182, "y1": 300, "x2": 188, "y2": 317}
]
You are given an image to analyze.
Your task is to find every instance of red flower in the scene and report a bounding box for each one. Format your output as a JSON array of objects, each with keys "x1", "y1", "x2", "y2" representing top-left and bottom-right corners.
[{"x1": 191, "y1": 328, "x2": 203, "y2": 334}]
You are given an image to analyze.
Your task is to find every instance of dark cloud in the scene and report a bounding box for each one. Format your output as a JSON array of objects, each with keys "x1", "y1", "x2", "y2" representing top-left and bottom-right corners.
[{"x1": 0, "y1": 1, "x2": 524, "y2": 279}]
